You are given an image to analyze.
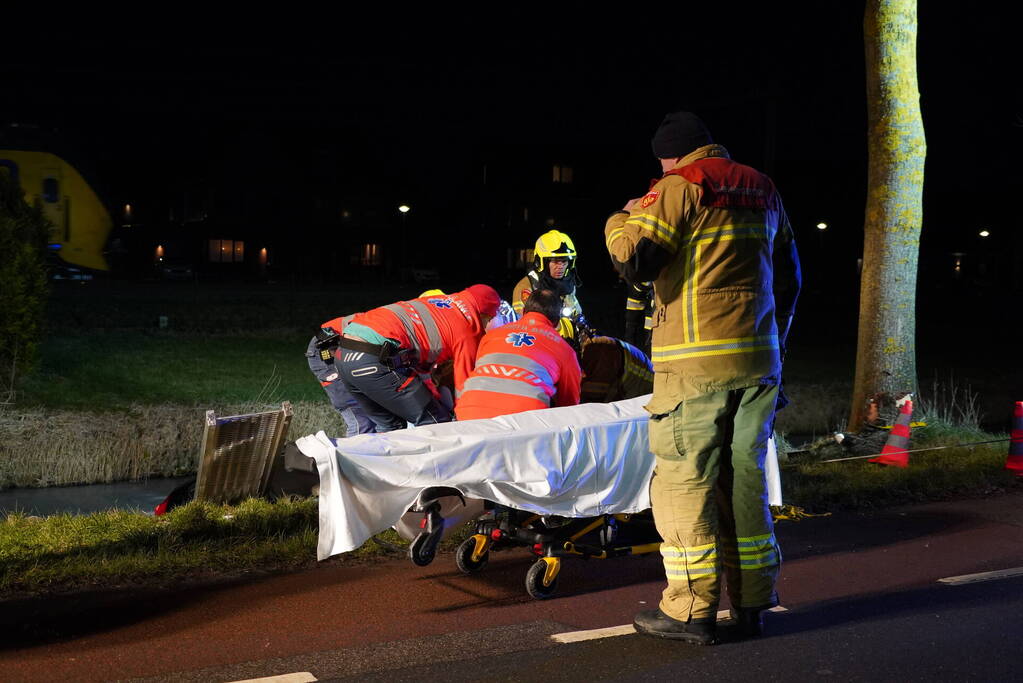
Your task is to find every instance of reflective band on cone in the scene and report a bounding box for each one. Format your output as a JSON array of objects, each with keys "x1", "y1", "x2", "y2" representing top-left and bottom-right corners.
[
  {"x1": 869, "y1": 397, "x2": 914, "y2": 468},
  {"x1": 1006, "y1": 401, "x2": 1023, "y2": 476}
]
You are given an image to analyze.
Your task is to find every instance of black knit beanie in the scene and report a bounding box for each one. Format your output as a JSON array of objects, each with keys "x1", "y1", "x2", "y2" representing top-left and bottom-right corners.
[{"x1": 651, "y1": 111, "x2": 713, "y2": 159}]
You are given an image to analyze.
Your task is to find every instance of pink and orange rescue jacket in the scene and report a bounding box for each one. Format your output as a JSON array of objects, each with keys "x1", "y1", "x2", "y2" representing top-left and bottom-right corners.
[{"x1": 348, "y1": 291, "x2": 489, "y2": 396}]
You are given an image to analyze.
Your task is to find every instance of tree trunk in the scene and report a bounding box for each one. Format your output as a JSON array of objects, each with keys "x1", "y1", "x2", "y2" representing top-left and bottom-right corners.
[{"x1": 848, "y1": 0, "x2": 926, "y2": 431}]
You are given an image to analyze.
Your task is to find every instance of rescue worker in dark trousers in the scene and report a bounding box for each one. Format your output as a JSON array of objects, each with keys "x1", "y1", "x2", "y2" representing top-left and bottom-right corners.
[
  {"x1": 455, "y1": 289, "x2": 581, "y2": 421},
  {"x1": 512, "y1": 230, "x2": 587, "y2": 342},
  {"x1": 305, "y1": 315, "x2": 377, "y2": 436},
  {"x1": 605, "y1": 111, "x2": 801, "y2": 644},
  {"x1": 624, "y1": 280, "x2": 654, "y2": 355},
  {"x1": 337, "y1": 285, "x2": 501, "y2": 432}
]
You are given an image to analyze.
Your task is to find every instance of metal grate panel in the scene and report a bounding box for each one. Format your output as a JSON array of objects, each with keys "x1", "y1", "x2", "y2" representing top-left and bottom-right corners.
[{"x1": 194, "y1": 402, "x2": 293, "y2": 504}]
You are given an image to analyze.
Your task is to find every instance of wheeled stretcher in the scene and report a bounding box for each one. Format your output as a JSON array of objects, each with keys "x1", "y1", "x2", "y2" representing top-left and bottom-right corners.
[{"x1": 296, "y1": 395, "x2": 781, "y2": 599}]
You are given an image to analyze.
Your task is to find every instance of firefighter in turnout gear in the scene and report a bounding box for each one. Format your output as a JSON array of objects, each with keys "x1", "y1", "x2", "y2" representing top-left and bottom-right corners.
[
  {"x1": 512, "y1": 230, "x2": 586, "y2": 342},
  {"x1": 605, "y1": 111, "x2": 801, "y2": 644},
  {"x1": 455, "y1": 289, "x2": 581, "y2": 421},
  {"x1": 337, "y1": 285, "x2": 502, "y2": 432}
]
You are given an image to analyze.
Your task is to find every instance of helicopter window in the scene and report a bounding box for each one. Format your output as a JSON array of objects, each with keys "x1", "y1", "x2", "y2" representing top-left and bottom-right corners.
[
  {"x1": 0, "y1": 160, "x2": 18, "y2": 182},
  {"x1": 42, "y1": 177, "x2": 59, "y2": 203}
]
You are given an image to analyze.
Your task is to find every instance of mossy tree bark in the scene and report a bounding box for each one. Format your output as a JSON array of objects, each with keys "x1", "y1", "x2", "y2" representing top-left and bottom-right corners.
[{"x1": 848, "y1": 0, "x2": 926, "y2": 431}]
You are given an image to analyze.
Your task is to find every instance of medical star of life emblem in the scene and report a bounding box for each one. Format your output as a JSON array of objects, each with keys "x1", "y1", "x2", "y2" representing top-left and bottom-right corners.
[
  {"x1": 428, "y1": 298, "x2": 453, "y2": 308},
  {"x1": 506, "y1": 332, "x2": 536, "y2": 347}
]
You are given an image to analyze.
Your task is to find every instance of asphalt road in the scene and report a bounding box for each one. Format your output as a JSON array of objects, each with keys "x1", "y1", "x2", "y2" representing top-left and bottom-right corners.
[{"x1": 2, "y1": 493, "x2": 1021, "y2": 682}]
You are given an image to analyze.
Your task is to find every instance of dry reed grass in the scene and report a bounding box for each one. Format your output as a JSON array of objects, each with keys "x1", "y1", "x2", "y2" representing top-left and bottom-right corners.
[{"x1": 0, "y1": 401, "x2": 340, "y2": 490}]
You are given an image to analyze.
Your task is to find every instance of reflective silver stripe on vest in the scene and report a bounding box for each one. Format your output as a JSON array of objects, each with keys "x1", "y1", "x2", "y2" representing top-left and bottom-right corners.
[
  {"x1": 461, "y1": 376, "x2": 550, "y2": 404},
  {"x1": 383, "y1": 302, "x2": 444, "y2": 365},
  {"x1": 474, "y1": 352, "x2": 554, "y2": 388},
  {"x1": 383, "y1": 303, "x2": 421, "y2": 356},
  {"x1": 408, "y1": 300, "x2": 444, "y2": 365}
]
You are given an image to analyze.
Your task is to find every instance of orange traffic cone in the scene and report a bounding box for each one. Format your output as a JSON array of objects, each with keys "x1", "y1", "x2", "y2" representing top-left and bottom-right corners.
[
  {"x1": 1006, "y1": 401, "x2": 1023, "y2": 476},
  {"x1": 869, "y1": 394, "x2": 913, "y2": 468}
]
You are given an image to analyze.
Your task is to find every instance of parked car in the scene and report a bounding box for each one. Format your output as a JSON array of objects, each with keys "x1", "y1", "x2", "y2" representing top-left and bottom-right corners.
[{"x1": 159, "y1": 257, "x2": 195, "y2": 282}]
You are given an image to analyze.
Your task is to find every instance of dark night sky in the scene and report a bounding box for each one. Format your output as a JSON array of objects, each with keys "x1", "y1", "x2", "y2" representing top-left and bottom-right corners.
[{"x1": 1, "y1": 4, "x2": 1019, "y2": 278}]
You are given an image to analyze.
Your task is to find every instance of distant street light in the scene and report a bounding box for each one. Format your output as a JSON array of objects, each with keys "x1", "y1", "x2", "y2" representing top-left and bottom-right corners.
[
  {"x1": 978, "y1": 230, "x2": 990, "y2": 238},
  {"x1": 816, "y1": 222, "x2": 828, "y2": 251},
  {"x1": 399, "y1": 205, "x2": 411, "y2": 280}
]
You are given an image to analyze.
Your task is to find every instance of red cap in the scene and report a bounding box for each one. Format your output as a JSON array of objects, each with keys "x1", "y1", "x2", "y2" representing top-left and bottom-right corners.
[{"x1": 463, "y1": 284, "x2": 501, "y2": 318}]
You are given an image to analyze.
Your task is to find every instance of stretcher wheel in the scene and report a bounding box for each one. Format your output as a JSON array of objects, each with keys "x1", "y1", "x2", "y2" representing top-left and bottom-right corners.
[
  {"x1": 409, "y1": 532, "x2": 438, "y2": 566},
  {"x1": 455, "y1": 536, "x2": 489, "y2": 574},
  {"x1": 525, "y1": 559, "x2": 559, "y2": 599}
]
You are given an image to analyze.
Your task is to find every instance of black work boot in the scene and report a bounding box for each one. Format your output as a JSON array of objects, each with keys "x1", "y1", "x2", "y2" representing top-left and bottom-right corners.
[
  {"x1": 633, "y1": 608, "x2": 717, "y2": 645},
  {"x1": 729, "y1": 606, "x2": 768, "y2": 638}
]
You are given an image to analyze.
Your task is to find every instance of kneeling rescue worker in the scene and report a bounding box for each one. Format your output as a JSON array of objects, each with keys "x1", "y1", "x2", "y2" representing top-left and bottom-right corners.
[
  {"x1": 305, "y1": 314, "x2": 377, "y2": 436},
  {"x1": 605, "y1": 111, "x2": 801, "y2": 644},
  {"x1": 337, "y1": 285, "x2": 501, "y2": 432},
  {"x1": 455, "y1": 289, "x2": 581, "y2": 420}
]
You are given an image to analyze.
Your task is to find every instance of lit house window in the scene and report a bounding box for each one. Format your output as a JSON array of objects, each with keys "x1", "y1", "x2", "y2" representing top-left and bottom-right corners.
[
  {"x1": 361, "y1": 243, "x2": 381, "y2": 266},
  {"x1": 552, "y1": 164, "x2": 573, "y2": 184},
  {"x1": 208, "y1": 239, "x2": 245, "y2": 263}
]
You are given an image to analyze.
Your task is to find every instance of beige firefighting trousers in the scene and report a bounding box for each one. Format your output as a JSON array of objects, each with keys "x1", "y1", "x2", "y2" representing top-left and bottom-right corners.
[{"x1": 648, "y1": 384, "x2": 781, "y2": 621}]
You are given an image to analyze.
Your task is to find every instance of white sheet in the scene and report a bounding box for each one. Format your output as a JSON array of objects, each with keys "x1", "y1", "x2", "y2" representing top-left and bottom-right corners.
[{"x1": 298, "y1": 395, "x2": 782, "y2": 561}]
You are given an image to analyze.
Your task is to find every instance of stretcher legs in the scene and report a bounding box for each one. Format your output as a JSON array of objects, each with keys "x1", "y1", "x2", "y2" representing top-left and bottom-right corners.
[
  {"x1": 407, "y1": 486, "x2": 467, "y2": 567},
  {"x1": 410, "y1": 505, "x2": 662, "y2": 599}
]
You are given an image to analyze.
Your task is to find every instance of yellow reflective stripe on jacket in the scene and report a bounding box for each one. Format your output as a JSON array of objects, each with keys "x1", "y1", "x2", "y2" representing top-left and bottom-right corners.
[
  {"x1": 661, "y1": 543, "x2": 719, "y2": 577},
  {"x1": 625, "y1": 214, "x2": 679, "y2": 250},
  {"x1": 626, "y1": 297, "x2": 645, "y2": 311},
  {"x1": 606, "y1": 226, "x2": 626, "y2": 250},
  {"x1": 644, "y1": 315, "x2": 652, "y2": 330},
  {"x1": 682, "y1": 238, "x2": 699, "y2": 342},
  {"x1": 680, "y1": 224, "x2": 771, "y2": 343},
  {"x1": 683, "y1": 223, "x2": 772, "y2": 247},
  {"x1": 652, "y1": 335, "x2": 779, "y2": 362}
]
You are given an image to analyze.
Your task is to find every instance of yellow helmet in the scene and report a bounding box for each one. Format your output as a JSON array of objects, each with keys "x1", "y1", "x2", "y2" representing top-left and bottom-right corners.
[
  {"x1": 419, "y1": 289, "x2": 445, "y2": 298},
  {"x1": 533, "y1": 230, "x2": 576, "y2": 274}
]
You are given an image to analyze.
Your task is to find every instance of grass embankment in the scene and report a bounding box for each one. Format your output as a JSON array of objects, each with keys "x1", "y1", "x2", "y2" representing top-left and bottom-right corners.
[
  {"x1": 0, "y1": 498, "x2": 318, "y2": 595},
  {"x1": 0, "y1": 497, "x2": 472, "y2": 597}
]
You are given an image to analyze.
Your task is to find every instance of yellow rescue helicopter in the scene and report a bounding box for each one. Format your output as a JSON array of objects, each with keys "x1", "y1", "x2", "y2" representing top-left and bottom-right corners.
[{"x1": 0, "y1": 149, "x2": 113, "y2": 272}]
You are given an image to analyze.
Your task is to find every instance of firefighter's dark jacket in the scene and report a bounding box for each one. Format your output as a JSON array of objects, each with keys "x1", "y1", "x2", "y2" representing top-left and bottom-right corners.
[{"x1": 605, "y1": 144, "x2": 801, "y2": 411}]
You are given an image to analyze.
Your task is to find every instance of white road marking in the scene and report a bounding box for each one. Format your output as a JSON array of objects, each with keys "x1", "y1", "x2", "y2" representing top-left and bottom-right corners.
[
  {"x1": 550, "y1": 606, "x2": 788, "y2": 643},
  {"x1": 937, "y1": 567, "x2": 1023, "y2": 586},
  {"x1": 226, "y1": 673, "x2": 317, "y2": 683}
]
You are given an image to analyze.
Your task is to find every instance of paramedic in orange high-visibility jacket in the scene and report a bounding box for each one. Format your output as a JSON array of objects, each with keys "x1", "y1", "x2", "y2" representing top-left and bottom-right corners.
[
  {"x1": 455, "y1": 289, "x2": 582, "y2": 421},
  {"x1": 337, "y1": 285, "x2": 502, "y2": 432}
]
